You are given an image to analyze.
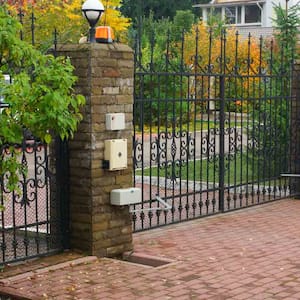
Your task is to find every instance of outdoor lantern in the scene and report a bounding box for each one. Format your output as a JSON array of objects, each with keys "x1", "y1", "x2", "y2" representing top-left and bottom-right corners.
[{"x1": 82, "y1": 0, "x2": 105, "y2": 43}]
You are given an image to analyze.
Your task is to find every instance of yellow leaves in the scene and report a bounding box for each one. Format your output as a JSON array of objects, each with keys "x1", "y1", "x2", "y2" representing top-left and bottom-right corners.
[
  {"x1": 105, "y1": 0, "x2": 121, "y2": 6},
  {"x1": 182, "y1": 21, "x2": 268, "y2": 113},
  {"x1": 65, "y1": 285, "x2": 76, "y2": 292},
  {"x1": 100, "y1": 2, "x2": 131, "y2": 41},
  {"x1": 102, "y1": 8, "x2": 131, "y2": 32},
  {"x1": 63, "y1": 0, "x2": 83, "y2": 23},
  {"x1": 183, "y1": 21, "x2": 264, "y2": 76},
  {"x1": 183, "y1": 22, "x2": 224, "y2": 74},
  {"x1": 7, "y1": 0, "x2": 131, "y2": 44}
]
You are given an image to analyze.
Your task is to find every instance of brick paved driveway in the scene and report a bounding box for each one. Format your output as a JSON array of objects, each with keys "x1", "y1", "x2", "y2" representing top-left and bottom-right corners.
[{"x1": 1, "y1": 199, "x2": 300, "y2": 299}]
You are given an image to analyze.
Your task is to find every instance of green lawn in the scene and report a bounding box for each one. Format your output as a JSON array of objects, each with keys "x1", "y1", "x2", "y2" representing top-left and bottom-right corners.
[
  {"x1": 136, "y1": 153, "x2": 281, "y2": 185},
  {"x1": 135, "y1": 119, "x2": 246, "y2": 134}
]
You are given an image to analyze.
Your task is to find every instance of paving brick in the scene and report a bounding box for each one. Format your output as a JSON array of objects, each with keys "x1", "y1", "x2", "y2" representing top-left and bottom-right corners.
[{"x1": 2, "y1": 199, "x2": 300, "y2": 299}]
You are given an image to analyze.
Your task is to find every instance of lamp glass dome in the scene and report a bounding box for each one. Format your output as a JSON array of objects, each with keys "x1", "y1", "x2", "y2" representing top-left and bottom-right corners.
[{"x1": 82, "y1": 0, "x2": 105, "y2": 23}]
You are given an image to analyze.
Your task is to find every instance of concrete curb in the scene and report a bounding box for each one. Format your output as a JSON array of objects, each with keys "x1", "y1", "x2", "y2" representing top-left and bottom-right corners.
[
  {"x1": 0, "y1": 285, "x2": 35, "y2": 300},
  {"x1": 0, "y1": 256, "x2": 98, "y2": 285}
]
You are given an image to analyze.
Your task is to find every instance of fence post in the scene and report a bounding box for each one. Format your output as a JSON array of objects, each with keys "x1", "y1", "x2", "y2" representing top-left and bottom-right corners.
[
  {"x1": 219, "y1": 75, "x2": 225, "y2": 211},
  {"x1": 56, "y1": 43, "x2": 134, "y2": 257},
  {"x1": 55, "y1": 138, "x2": 70, "y2": 249},
  {"x1": 291, "y1": 63, "x2": 300, "y2": 197}
]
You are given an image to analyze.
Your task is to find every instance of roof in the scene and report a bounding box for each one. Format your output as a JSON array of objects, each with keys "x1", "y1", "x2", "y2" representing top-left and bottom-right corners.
[{"x1": 193, "y1": 0, "x2": 266, "y2": 8}]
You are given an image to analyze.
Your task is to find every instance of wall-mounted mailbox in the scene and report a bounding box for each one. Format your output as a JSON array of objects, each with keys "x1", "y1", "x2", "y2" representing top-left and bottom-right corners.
[
  {"x1": 111, "y1": 187, "x2": 141, "y2": 205},
  {"x1": 104, "y1": 139, "x2": 127, "y2": 170},
  {"x1": 106, "y1": 113, "x2": 125, "y2": 131}
]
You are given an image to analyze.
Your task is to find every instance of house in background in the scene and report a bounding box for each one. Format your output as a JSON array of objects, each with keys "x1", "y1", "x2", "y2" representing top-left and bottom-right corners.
[{"x1": 193, "y1": 0, "x2": 297, "y2": 37}]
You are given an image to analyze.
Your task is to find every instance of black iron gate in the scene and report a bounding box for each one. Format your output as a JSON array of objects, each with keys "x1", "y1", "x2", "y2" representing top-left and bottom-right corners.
[
  {"x1": 0, "y1": 9, "x2": 70, "y2": 264},
  {"x1": 0, "y1": 137, "x2": 69, "y2": 264},
  {"x1": 132, "y1": 29, "x2": 295, "y2": 231}
]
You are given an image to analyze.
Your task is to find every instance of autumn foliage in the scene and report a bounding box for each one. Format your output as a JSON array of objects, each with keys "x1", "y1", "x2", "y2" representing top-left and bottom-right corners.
[
  {"x1": 183, "y1": 22, "x2": 267, "y2": 112},
  {"x1": 6, "y1": 0, "x2": 131, "y2": 45}
]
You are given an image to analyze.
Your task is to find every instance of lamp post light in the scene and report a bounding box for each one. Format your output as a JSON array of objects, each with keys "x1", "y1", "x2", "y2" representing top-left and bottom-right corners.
[{"x1": 82, "y1": 0, "x2": 105, "y2": 43}]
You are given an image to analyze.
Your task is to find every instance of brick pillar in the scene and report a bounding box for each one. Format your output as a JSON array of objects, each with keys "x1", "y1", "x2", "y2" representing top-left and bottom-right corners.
[
  {"x1": 291, "y1": 63, "x2": 300, "y2": 197},
  {"x1": 57, "y1": 43, "x2": 134, "y2": 256}
]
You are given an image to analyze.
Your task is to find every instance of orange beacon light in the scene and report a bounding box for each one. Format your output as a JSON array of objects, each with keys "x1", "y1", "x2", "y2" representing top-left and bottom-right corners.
[{"x1": 95, "y1": 26, "x2": 114, "y2": 43}]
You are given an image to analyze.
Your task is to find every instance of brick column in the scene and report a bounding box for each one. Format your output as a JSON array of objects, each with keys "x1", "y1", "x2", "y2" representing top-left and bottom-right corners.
[{"x1": 57, "y1": 43, "x2": 134, "y2": 256}]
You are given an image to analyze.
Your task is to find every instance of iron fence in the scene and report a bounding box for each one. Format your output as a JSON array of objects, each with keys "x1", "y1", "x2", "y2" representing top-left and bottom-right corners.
[
  {"x1": 9, "y1": 7, "x2": 61, "y2": 53},
  {"x1": 132, "y1": 27, "x2": 296, "y2": 231},
  {"x1": 0, "y1": 138, "x2": 68, "y2": 264},
  {"x1": 0, "y1": 8, "x2": 69, "y2": 264}
]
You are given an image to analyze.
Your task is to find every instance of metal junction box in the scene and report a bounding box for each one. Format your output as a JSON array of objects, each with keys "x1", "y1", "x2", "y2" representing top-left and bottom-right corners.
[
  {"x1": 104, "y1": 139, "x2": 127, "y2": 170},
  {"x1": 110, "y1": 188, "x2": 141, "y2": 205},
  {"x1": 106, "y1": 113, "x2": 125, "y2": 131}
]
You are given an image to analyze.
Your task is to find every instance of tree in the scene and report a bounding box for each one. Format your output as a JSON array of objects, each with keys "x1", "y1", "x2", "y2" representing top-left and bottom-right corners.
[
  {"x1": 133, "y1": 11, "x2": 196, "y2": 127},
  {"x1": 0, "y1": 6, "x2": 85, "y2": 194},
  {"x1": 173, "y1": 10, "x2": 195, "y2": 40},
  {"x1": 101, "y1": 0, "x2": 131, "y2": 41},
  {"x1": 6, "y1": 0, "x2": 131, "y2": 47},
  {"x1": 272, "y1": 2, "x2": 300, "y2": 70},
  {"x1": 251, "y1": 3, "x2": 300, "y2": 178},
  {"x1": 183, "y1": 21, "x2": 264, "y2": 113},
  {"x1": 120, "y1": 0, "x2": 197, "y2": 21}
]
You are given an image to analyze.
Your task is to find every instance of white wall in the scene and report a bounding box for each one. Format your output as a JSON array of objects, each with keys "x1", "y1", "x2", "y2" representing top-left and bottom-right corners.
[
  {"x1": 201, "y1": 0, "x2": 299, "y2": 28},
  {"x1": 265, "y1": 0, "x2": 298, "y2": 27}
]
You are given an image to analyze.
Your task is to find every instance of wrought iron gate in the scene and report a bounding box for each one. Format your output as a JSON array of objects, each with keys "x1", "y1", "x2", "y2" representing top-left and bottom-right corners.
[
  {"x1": 0, "y1": 9, "x2": 70, "y2": 264},
  {"x1": 0, "y1": 137, "x2": 69, "y2": 264},
  {"x1": 132, "y1": 29, "x2": 295, "y2": 231}
]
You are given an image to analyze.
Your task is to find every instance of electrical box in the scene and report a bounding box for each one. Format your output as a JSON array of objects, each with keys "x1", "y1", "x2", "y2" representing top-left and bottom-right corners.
[
  {"x1": 106, "y1": 113, "x2": 125, "y2": 131},
  {"x1": 104, "y1": 139, "x2": 127, "y2": 170},
  {"x1": 111, "y1": 188, "x2": 141, "y2": 205}
]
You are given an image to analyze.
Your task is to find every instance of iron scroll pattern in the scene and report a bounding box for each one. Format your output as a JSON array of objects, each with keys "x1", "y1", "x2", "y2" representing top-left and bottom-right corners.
[
  {"x1": 0, "y1": 138, "x2": 61, "y2": 264},
  {"x1": 132, "y1": 22, "x2": 294, "y2": 231},
  {"x1": 0, "y1": 10, "x2": 66, "y2": 264},
  {"x1": 134, "y1": 130, "x2": 195, "y2": 182}
]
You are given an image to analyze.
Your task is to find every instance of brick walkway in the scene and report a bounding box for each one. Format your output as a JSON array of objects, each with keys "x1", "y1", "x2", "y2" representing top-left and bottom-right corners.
[{"x1": 1, "y1": 199, "x2": 300, "y2": 299}]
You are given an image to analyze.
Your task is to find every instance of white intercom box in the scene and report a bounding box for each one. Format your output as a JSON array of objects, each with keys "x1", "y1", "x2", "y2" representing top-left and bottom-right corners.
[
  {"x1": 106, "y1": 113, "x2": 125, "y2": 131},
  {"x1": 104, "y1": 139, "x2": 127, "y2": 170},
  {"x1": 111, "y1": 188, "x2": 141, "y2": 205}
]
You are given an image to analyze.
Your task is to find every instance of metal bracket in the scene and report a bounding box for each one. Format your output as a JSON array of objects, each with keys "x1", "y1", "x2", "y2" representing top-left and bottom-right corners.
[{"x1": 129, "y1": 195, "x2": 172, "y2": 213}]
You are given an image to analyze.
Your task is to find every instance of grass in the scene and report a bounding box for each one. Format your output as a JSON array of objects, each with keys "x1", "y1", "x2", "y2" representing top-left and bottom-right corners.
[
  {"x1": 135, "y1": 119, "x2": 247, "y2": 134},
  {"x1": 136, "y1": 153, "x2": 283, "y2": 186}
]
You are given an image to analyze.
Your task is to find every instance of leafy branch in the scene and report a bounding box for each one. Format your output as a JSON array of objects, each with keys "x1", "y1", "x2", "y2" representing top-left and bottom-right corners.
[{"x1": 0, "y1": 5, "x2": 85, "y2": 194}]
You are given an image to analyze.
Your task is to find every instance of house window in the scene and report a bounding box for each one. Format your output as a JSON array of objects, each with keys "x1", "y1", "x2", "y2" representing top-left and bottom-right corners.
[
  {"x1": 203, "y1": 4, "x2": 262, "y2": 26},
  {"x1": 245, "y1": 5, "x2": 261, "y2": 23},
  {"x1": 237, "y1": 6, "x2": 242, "y2": 24},
  {"x1": 225, "y1": 7, "x2": 236, "y2": 24},
  {"x1": 210, "y1": 7, "x2": 222, "y2": 17}
]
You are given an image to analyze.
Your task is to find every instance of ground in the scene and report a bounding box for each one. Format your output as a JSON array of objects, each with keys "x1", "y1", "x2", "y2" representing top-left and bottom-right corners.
[{"x1": 1, "y1": 198, "x2": 300, "y2": 299}]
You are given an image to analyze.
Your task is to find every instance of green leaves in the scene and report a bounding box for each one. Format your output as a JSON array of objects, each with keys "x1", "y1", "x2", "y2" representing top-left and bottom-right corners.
[
  {"x1": 0, "y1": 6, "x2": 86, "y2": 193},
  {"x1": 272, "y1": 2, "x2": 300, "y2": 68},
  {"x1": 1, "y1": 12, "x2": 85, "y2": 143},
  {"x1": 44, "y1": 133, "x2": 52, "y2": 144},
  {"x1": 0, "y1": 148, "x2": 27, "y2": 193},
  {"x1": 121, "y1": 0, "x2": 197, "y2": 21}
]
